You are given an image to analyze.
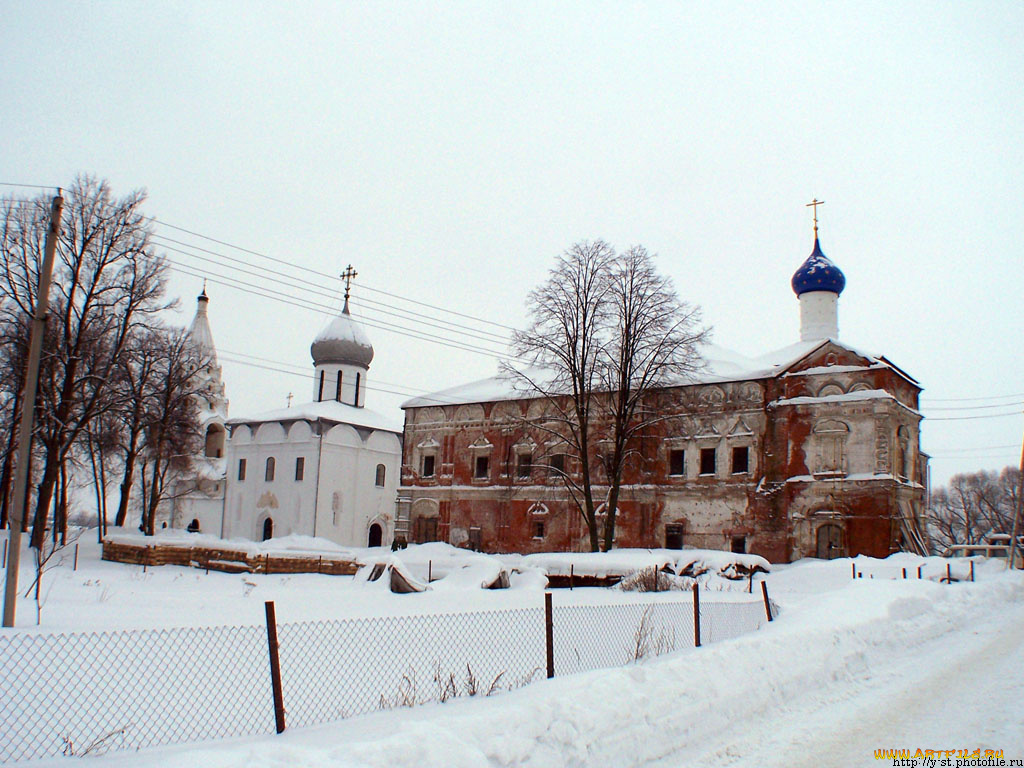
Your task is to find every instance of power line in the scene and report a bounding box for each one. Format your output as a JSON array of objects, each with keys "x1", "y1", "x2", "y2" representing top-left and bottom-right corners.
[
  {"x1": 925, "y1": 411, "x2": 1022, "y2": 422},
  {"x1": 171, "y1": 263, "x2": 516, "y2": 362},
  {"x1": 148, "y1": 217, "x2": 518, "y2": 331},
  {"x1": 156, "y1": 235, "x2": 512, "y2": 345},
  {"x1": 921, "y1": 401, "x2": 1024, "y2": 413},
  {"x1": 921, "y1": 391, "x2": 1024, "y2": 403}
]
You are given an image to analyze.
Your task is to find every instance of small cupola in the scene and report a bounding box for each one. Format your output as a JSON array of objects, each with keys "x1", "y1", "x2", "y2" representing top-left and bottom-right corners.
[
  {"x1": 793, "y1": 200, "x2": 845, "y2": 341},
  {"x1": 791, "y1": 238, "x2": 846, "y2": 297},
  {"x1": 310, "y1": 265, "x2": 373, "y2": 406}
]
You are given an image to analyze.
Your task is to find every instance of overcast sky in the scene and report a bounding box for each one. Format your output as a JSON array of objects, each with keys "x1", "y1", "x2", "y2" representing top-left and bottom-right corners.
[{"x1": 2, "y1": 1, "x2": 1022, "y2": 487}]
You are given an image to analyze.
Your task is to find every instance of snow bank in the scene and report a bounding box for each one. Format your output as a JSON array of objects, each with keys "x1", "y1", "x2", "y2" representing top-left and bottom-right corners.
[{"x1": 76, "y1": 564, "x2": 1024, "y2": 768}]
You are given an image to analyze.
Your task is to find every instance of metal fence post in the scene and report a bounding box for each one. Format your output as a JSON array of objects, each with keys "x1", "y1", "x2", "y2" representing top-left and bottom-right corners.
[
  {"x1": 851, "y1": 562, "x2": 855, "y2": 580},
  {"x1": 544, "y1": 592, "x2": 554, "y2": 679},
  {"x1": 917, "y1": 564, "x2": 923, "y2": 579},
  {"x1": 569, "y1": 563, "x2": 574, "y2": 590},
  {"x1": 760, "y1": 581, "x2": 773, "y2": 622},
  {"x1": 264, "y1": 601, "x2": 287, "y2": 733},
  {"x1": 970, "y1": 561, "x2": 975, "y2": 582},
  {"x1": 74, "y1": 542, "x2": 79, "y2": 571},
  {"x1": 946, "y1": 563, "x2": 952, "y2": 583},
  {"x1": 692, "y1": 583, "x2": 701, "y2": 647}
]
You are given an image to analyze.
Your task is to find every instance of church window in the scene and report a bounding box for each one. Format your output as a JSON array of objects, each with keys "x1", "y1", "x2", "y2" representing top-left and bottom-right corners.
[
  {"x1": 548, "y1": 453, "x2": 566, "y2": 476},
  {"x1": 262, "y1": 517, "x2": 274, "y2": 541},
  {"x1": 699, "y1": 447, "x2": 717, "y2": 476},
  {"x1": 669, "y1": 449, "x2": 685, "y2": 476},
  {"x1": 238, "y1": 458, "x2": 247, "y2": 481},
  {"x1": 665, "y1": 523, "x2": 684, "y2": 549},
  {"x1": 533, "y1": 521, "x2": 545, "y2": 539},
  {"x1": 375, "y1": 463, "x2": 386, "y2": 487},
  {"x1": 265, "y1": 457, "x2": 276, "y2": 482},
  {"x1": 354, "y1": 372, "x2": 361, "y2": 406},
  {"x1": 318, "y1": 370, "x2": 325, "y2": 402},
  {"x1": 732, "y1": 446, "x2": 749, "y2": 474},
  {"x1": 335, "y1": 372, "x2": 342, "y2": 402},
  {"x1": 422, "y1": 454, "x2": 436, "y2": 478},
  {"x1": 813, "y1": 420, "x2": 849, "y2": 476},
  {"x1": 474, "y1": 455, "x2": 490, "y2": 480},
  {"x1": 204, "y1": 424, "x2": 224, "y2": 458},
  {"x1": 731, "y1": 536, "x2": 747, "y2": 554},
  {"x1": 469, "y1": 526, "x2": 482, "y2": 551},
  {"x1": 516, "y1": 453, "x2": 532, "y2": 479},
  {"x1": 295, "y1": 457, "x2": 305, "y2": 481},
  {"x1": 897, "y1": 426, "x2": 912, "y2": 480}
]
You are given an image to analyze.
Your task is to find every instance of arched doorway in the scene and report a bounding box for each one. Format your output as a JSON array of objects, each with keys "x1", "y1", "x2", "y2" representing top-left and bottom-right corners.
[
  {"x1": 816, "y1": 523, "x2": 843, "y2": 559},
  {"x1": 262, "y1": 517, "x2": 274, "y2": 542},
  {"x1": 368, "y1": 523, "x2": 383, "y2": 548}
]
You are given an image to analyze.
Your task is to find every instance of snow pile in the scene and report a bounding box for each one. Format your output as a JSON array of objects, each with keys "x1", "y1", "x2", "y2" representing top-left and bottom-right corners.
[
  {"x1": 522, "y1": 549, "x2": 675, "y2": 579},
  {"x1": 673, "y1": 549, "x2": 771, "y2": 580}
]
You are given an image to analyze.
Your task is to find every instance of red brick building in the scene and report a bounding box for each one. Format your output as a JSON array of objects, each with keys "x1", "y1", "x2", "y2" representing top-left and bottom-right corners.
[{"x1": 397, "y1": 236, "x2": 928, "y2": 562}]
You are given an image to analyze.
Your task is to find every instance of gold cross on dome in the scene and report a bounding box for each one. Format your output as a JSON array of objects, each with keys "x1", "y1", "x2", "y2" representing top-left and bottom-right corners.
[
  {"x1": 341, "y1": 265, "x2": 358, "y2": 300},
  {"x1": 806, "y1": 198, "x2": 825, "y2": 238}
]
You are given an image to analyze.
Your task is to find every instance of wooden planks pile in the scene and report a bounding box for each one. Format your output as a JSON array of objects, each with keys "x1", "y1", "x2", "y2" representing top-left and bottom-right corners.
[{"x1": 101, "y1": 539, "x2": 360, "y2": 576}]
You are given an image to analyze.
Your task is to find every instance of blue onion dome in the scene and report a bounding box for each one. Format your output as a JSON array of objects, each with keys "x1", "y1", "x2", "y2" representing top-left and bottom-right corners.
[{"x1": 791, "y1": 238, "x2": 846, "y2": 296}]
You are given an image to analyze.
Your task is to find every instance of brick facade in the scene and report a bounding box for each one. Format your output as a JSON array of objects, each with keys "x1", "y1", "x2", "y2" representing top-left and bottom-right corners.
[{"x1": 398, "y1": 340, "x2": 927, "y2": 563}]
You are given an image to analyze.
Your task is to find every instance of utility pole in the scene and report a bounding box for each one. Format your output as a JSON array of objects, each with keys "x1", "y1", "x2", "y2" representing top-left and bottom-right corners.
[
  {"x1": 3, "y1": 192, "x2": 63, "y2": 627},
  {"x1": 1008, "y1": 423, "x2": 1023, "y2": 571}
]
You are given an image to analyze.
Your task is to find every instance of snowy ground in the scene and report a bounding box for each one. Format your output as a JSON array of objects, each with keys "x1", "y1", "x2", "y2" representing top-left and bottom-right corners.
[{"x1": 3, "y1": 533, "x2": 1023, "y2": 767}]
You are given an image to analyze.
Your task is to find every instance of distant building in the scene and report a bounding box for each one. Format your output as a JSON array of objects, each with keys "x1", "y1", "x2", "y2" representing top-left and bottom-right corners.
[
  {"x1": 164, "y1": 287, "x2": 229, "y2": 534},
  {"x1": 220, "y1": 275, "x2": 402, "y2": 546},
  {"x1": 397, "y1": 232, "x2": 928, "y2": 562}
]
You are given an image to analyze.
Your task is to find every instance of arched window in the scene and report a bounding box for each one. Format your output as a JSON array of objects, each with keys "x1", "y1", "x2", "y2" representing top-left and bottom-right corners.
[
  {"x1": 354, "y1": 372, "x2": 362, "y2": 406},
  {"x1": 375, "y1": 463, "x2": 386, "y2": 487},
  {"x1": 262, "y1": 517, "x2": 274, "y2": 541},
  {"x1": 368, "y1": 523, "x2": 383, "y2": 547},
  {"x1": 204, "y1": 424, "x2": 224, "y2": 458},
  {"x1": 265, "y1": 457, "x2": 276, "y2": 482},
  {"x1": 318, "y1": 370, "x2": 325, "y2": 402},
  {"x1": 335, "y1": 371, "x2": 342, "y2": 402}
]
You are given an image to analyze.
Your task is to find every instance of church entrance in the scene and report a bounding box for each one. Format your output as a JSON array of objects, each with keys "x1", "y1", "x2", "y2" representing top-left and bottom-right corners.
[
  {"x1": 262, "y1": 517, "x2": 274, "y2": 541},
  {"x1": 368, "y1": 523, "x2": 382, "y2": 547},
  {"x1": 816, "y1": 523, "x2": 843, "y2": 559}
]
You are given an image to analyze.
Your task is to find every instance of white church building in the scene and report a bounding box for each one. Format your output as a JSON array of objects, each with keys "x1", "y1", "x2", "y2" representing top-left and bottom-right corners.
[{"x1": 219, "y1": 275, "x2": 403, "y2": 547}]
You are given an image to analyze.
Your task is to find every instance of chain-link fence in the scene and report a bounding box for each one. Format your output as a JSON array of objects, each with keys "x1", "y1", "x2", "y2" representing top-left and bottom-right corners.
[{"x1": 0, "y1": 590, "x2": 775, "y2": 763}]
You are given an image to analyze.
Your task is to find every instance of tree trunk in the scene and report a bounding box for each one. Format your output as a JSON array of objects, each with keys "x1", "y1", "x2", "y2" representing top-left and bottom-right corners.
[
  {"x1": 57, "y1": 460, "x2": 68, "y2": 545},
  {"x1": 30, "y1": 447, "x2": 60, "y2": 550},
  {"x1": 114, "y1": 443, "x2": 138, "y2": 528},
  {"x1": 144, "y1": 457, "x2": 162, "y2": 536},
  {"x1": 0, "y1": 389, "x2": 21, "y2": 529}
]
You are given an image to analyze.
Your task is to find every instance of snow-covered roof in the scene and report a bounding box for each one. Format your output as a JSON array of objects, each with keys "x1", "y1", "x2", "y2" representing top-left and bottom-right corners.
[
  {"x1": 227, "y1": 398, "x2": 402, "y2": 434},
  {"x1": 311, "y1": 303, "x2": 374, "y2": 368},
  {"x1": 401, "y1": 338, "x2": 901, "y2": 409}
]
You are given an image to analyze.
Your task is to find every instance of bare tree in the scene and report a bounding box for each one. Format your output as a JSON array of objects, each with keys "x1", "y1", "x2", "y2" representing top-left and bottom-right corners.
[
  {"x1": 0, "y1": 177, "x2": 170, "y2": 549},
  {"x1": 506, "y1": 241, "x2": 615, "y2": 552},
  {"x1": 507, "y1": 240, "x2": 708, "y2": 551},
  {"x1": 597, "y1": 245, "x2": 708, "y2": 550},
  {"x1": 138, "y1": 327, "x2": 205, "y2": 535},
  {"x1": 926, "y1": 466, "x2": 1021, "y2": 552}
]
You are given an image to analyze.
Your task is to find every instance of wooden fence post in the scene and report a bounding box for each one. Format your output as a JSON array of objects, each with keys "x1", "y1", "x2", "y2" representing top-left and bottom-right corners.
[
  {"x1": 901, "y1": 567, "x2": 906, "y2": 579},
  {"x1": 851, "y1": 562, "x2": 856, "y2": 580},
  {"x1": 946, "y1": 563, "x2": 952, "y2": 583},
  {"x1": 569, "y1": 563, "x2": 574, "y2": 591},
  {"x1": 264, "y1": 601, "x2": 287, "y2": 734},
  {"x1": 73, "y1": 543, "x2": 79, "y2": 571},
  {"x1": 428, "y1": 560, "x2": 432, "y2": 583},
  {"x1": 692, "y1": 583, "x2": 701, "y2": 647},
  {"x1": 760, "y1": 581, "x2": 773, "y2": 622},
  {"x1": 917, "y1": 564, "x2": 923, "y2": 579},
  {"x1": 544, "y1": 592, "x2": 554, "y2": 679},
  {"x1": 748, "y1": 572, "x2": 753, "y2": 593},
  {"x1": 652, "y1": 565, "x2": 659, "y2": 593},
  {"x1": 970, "y1": 561, "x2": 975, "y2": 582}
]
